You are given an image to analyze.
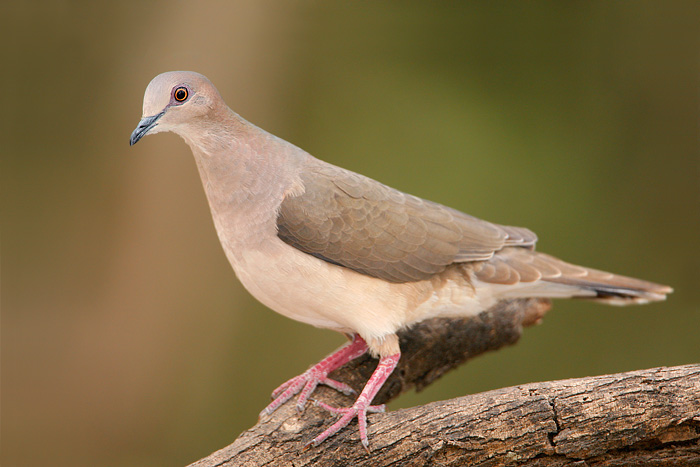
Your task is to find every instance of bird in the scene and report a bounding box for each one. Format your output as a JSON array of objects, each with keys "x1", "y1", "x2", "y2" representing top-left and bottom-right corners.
[{"x1": 130, "y1": 71, "x2": 672, "y2": 451}]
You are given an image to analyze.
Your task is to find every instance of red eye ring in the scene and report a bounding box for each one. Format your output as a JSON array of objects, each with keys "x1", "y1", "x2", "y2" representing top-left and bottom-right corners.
[{"x1": 174, "y1": 87, "x2": 188, "y2": 102}]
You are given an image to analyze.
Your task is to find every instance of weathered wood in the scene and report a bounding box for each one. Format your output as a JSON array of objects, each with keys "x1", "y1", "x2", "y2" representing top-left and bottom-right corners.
[
  {"x1": 188, "y1": 299, "x2": 700, "y2": 466},
  {"x1": 333, "y1": 297, "x2": 552, "y2": 405}
]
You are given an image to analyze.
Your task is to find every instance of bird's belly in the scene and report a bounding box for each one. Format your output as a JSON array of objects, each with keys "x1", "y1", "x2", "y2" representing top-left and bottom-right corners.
[
  {"x1": 224, "y1": 240, "x2": 487, "y2": 342},
  {"x1": 224, "y1": 240, "x2": 413, "y2": 341},
  {"x1": 403, "y1": 265, "x2": 485, "y2": 325}
]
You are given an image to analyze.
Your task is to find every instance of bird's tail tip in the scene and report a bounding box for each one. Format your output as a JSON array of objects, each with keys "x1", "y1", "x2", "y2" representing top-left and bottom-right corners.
[{"x1": 585, "y1": 283, "x2": 673, "y2": 306}]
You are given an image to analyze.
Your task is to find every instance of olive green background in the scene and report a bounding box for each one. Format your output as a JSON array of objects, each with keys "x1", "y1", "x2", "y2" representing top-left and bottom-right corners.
[{"x1": 4, "y1": 2, "x2": 699, "y2": 466}]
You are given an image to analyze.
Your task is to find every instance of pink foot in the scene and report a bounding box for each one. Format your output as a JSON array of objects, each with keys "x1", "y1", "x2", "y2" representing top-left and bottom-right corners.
[
  {"x1": 260, "y1": 335, "x2": 368, "y2": 417},
  {"x1": 307, "y1": 353, "x2": 400, "y2": 452}
]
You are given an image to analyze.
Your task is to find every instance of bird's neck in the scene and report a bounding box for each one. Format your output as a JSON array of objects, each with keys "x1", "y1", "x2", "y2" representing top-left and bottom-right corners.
[{"x1": 180, "y1": 110, "x2": 306, "y2": 249}]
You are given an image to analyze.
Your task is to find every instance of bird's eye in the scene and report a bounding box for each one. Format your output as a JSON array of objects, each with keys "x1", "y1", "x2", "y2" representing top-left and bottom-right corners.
[{"x1": 174, "y1": 87, "x2": 189, "y2": 102}]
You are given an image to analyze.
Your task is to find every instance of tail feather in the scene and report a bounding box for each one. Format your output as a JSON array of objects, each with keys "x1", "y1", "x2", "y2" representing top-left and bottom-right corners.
[
  {"x1": 543, "y1": 260, "x2": 671, "y2": 304},
  {"x1": 553, "y1": 278, "x2": 670, "y2": 305},
  {"x1": 472, "y1": 248, "x2": 672, "y2": 305}
]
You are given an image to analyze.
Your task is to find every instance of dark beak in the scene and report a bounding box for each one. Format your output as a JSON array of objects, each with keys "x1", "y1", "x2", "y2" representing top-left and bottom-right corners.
[{"x1": 130, "y1": 111, "x2": 165, "y2": 146}]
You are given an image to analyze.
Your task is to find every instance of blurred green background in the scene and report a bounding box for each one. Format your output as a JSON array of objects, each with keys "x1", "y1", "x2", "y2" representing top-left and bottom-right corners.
[{"x1": 3, "y1": 2, "x2": 699, "y2": 466}]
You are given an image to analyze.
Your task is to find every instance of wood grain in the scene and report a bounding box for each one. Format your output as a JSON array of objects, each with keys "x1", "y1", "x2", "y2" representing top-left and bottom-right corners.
[{"x1": 188, "y1": 299, "x2": 699, "y2": 466}]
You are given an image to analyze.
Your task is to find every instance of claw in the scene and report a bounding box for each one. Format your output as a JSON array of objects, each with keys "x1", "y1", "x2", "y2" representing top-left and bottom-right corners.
[
  {"x1": 321, "y1": 377, "x2": 356, "y2": 396},
  {"x1": 270, "y1": 377, "x2": 297, "y2": 400},
  {"x1": 307, "y1": 353, "x2": 400, "y2": 450},
  {"x1": 261, "y1": 336, "x2": 368, "y2": 418},
  {"x1": 311, "y1": 399, "x2": 387, "y2": 449},
  {"x1": 263, "y1": 340, "x2": 399, "y2": 451}
]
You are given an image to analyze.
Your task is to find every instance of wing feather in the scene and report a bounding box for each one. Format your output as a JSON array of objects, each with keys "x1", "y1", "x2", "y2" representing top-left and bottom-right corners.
[{"x1": 277, "y1": 164, "x2": 537, "y2": 282}]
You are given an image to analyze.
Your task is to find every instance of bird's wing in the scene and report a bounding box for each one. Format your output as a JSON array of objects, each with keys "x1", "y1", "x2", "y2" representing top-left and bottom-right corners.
[{"x1": 276, "y1": 164, "x2": 537, "y2": 283}]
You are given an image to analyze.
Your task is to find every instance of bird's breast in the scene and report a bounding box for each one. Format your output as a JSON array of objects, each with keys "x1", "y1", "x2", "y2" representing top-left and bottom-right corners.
[{"x1": 221, "y1": 236, "x2": 486, "y2": 341}]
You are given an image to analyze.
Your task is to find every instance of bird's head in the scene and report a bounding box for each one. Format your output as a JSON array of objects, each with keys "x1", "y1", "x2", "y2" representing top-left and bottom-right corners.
[{"x1": 130, "y1": 71, "x2": 224, "y2": 146}]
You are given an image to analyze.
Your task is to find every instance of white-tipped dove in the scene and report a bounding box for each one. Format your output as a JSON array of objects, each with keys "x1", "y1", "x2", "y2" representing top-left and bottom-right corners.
[{"x1": 130, "y1": 71, "x2": 672, "y2": 450}]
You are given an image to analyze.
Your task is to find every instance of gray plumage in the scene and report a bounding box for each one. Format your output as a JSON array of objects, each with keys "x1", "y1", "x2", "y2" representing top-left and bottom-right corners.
[
  {"x1": 130, "y1": 70, "x2": 672, "y2": 345},
  {"x1": 277, "y1": 164, "x2": 536, "y2": 283},
  {"x1": 130, "y1": 71, "x2": 672, "y2": 449}
]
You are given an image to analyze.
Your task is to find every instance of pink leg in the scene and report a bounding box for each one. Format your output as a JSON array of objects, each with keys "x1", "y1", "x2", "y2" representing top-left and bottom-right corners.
[
  {"x1": 259, "y1": 335, "x2": 369, "y2": 417},
  {"x1": 311, "y1": 352, "x2": 400, "y2": 452}
]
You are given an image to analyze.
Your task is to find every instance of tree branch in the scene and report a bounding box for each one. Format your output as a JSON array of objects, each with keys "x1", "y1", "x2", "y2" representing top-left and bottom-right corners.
[{"x1": 188, "y1": 299, "x2": 700, "y2": 466}]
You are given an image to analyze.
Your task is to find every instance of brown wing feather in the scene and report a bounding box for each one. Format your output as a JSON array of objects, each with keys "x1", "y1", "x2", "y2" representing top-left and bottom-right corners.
[{"x1": 277, "y1": 164, "x2": 537, "y2": 283}]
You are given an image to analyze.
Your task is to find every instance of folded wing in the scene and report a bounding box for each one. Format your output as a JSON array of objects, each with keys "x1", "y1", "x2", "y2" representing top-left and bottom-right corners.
[{"x1": 277, "y1": 164, "x2": 536, "y2": 283}]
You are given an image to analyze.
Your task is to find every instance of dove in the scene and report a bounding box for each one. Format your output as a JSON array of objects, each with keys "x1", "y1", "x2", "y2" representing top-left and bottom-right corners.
[{"x1": 130, "y1": 71, "x2": 672, "y2": 450}]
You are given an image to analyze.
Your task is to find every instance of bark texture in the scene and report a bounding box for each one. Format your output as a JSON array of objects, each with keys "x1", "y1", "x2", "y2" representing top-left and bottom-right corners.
[{"x1": 188, "y1": 299, "x2": 700, "y2": 466}]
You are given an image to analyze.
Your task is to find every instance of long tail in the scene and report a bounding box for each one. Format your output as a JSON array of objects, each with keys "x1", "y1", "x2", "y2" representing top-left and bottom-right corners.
[{"x1": 472, "y1": 248, "x2": 672, "y2": 305}]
